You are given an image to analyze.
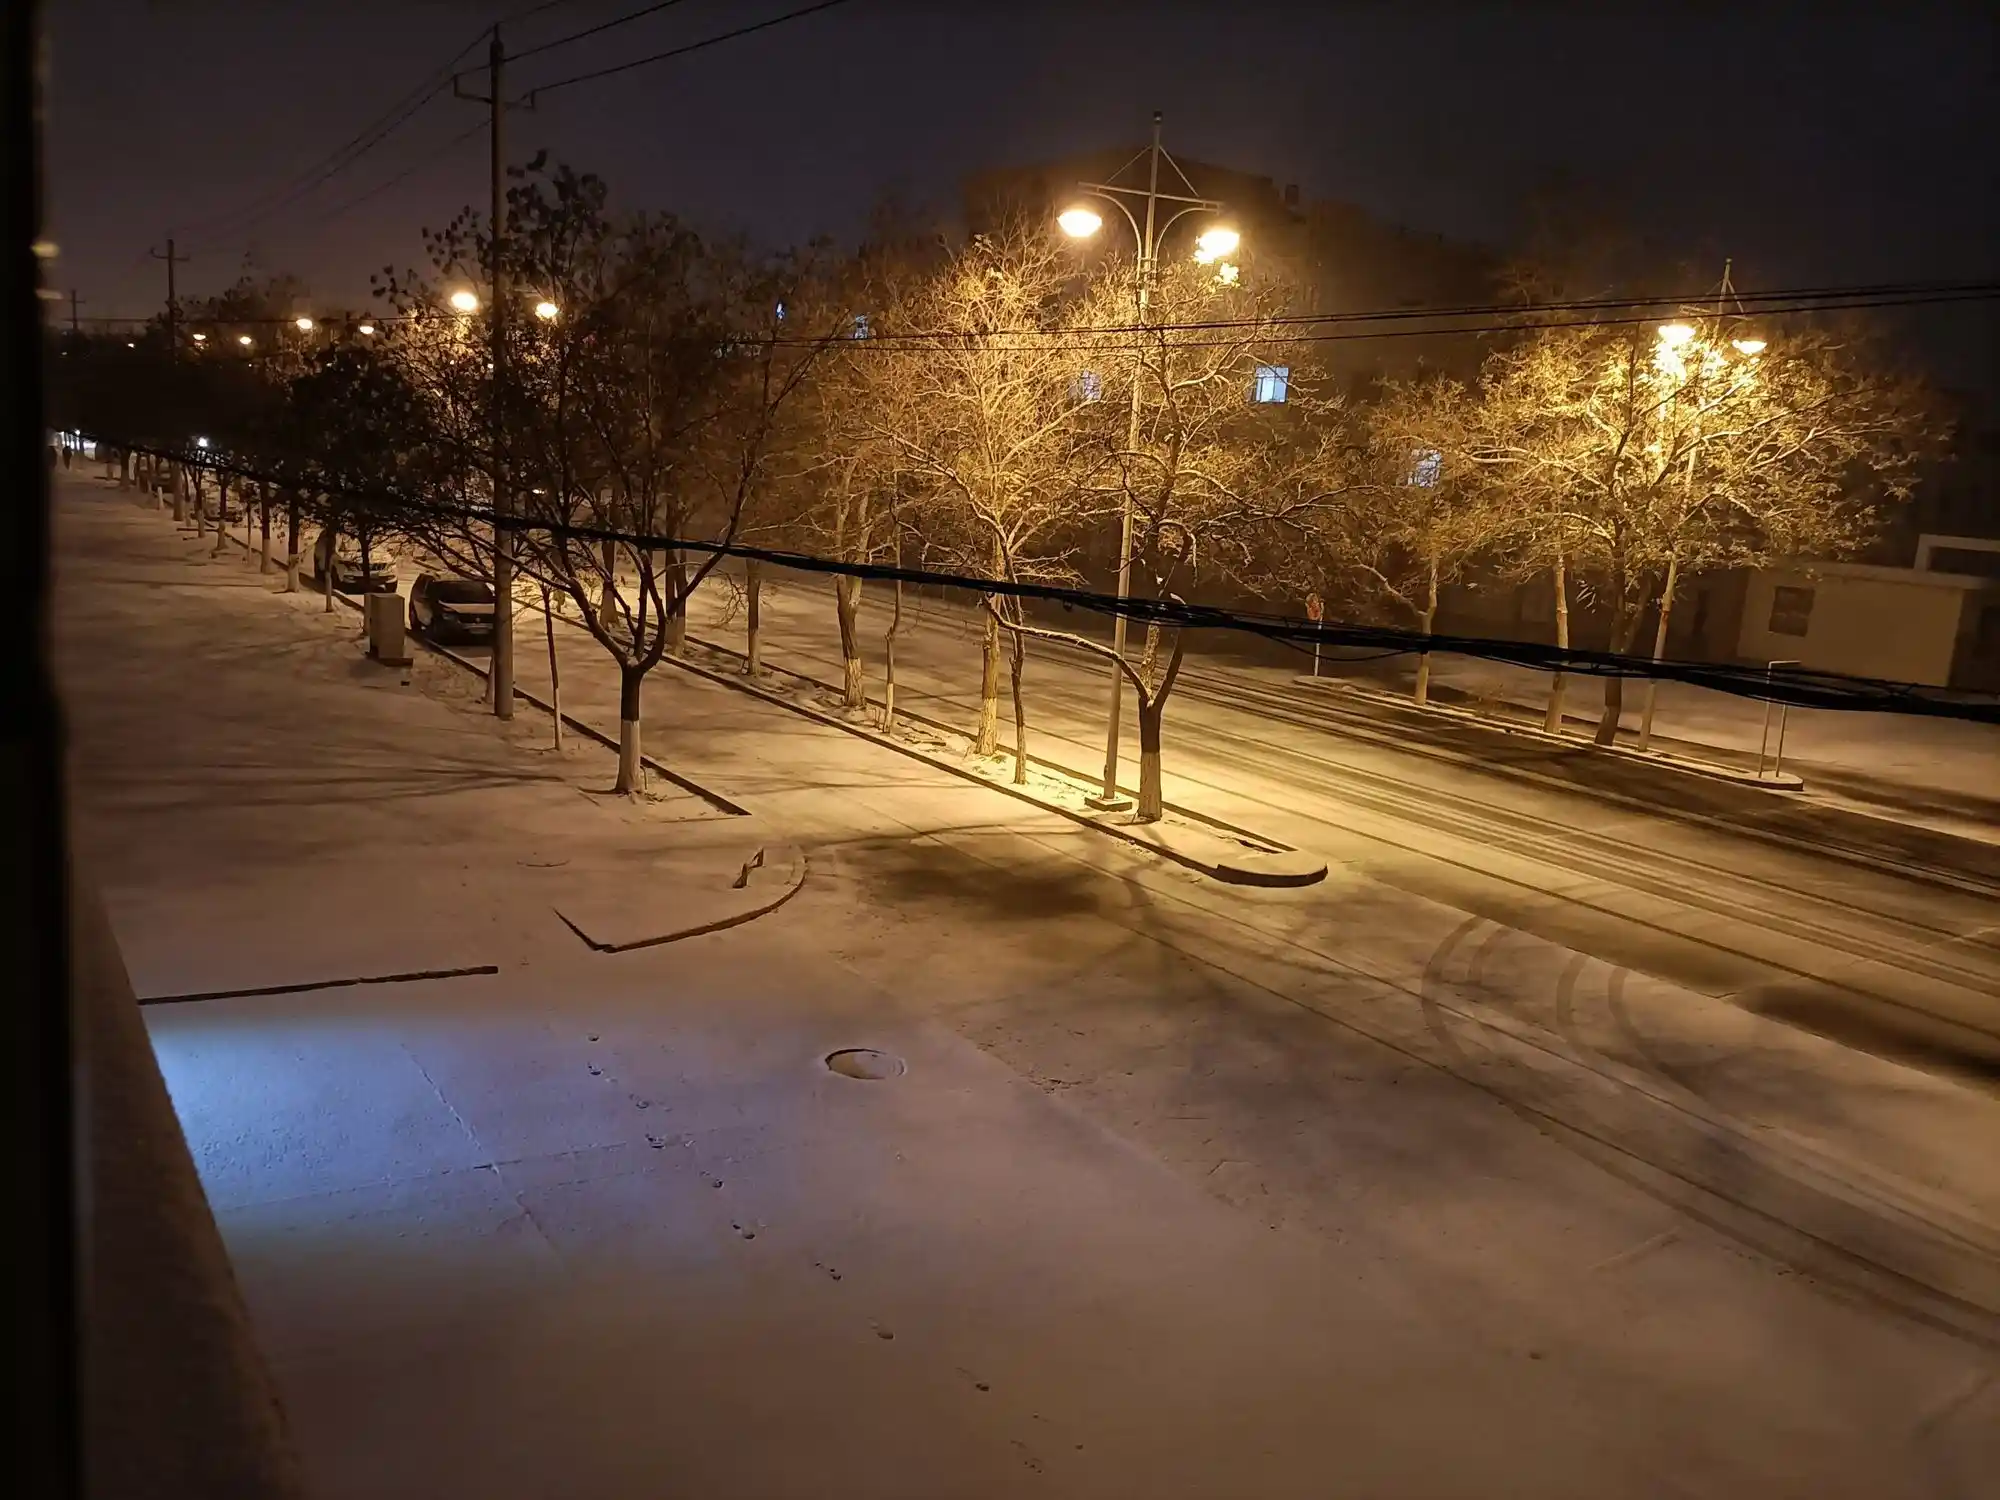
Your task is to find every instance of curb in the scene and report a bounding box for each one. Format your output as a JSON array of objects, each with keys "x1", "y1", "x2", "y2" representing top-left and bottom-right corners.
[
  {"x1": 662, "y1": 639, "x2": 1326, "y2": 888},
  {"x1": 554, "y1": 842, "x2": 808, "y2": 953},
  {"x1": 686, "y1": 631, "x2": 1324, "y2": 865},
  {"x1": 195, "y1": 514, "x2": 754, "y2": 820},
  {"x1": 1294, "y1": 675, "x2": 1808, "y2": 791}
]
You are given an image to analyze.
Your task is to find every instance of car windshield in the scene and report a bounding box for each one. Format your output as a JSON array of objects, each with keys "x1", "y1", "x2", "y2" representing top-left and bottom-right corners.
[{"x1": 430, "y1": 580, "x2": 492, "y2": 603}]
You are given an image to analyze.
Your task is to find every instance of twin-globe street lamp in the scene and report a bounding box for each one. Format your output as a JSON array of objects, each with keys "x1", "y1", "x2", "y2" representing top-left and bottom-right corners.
[{"x1": 1057, "y1": 112, "x2": 1240, "y2": 808}]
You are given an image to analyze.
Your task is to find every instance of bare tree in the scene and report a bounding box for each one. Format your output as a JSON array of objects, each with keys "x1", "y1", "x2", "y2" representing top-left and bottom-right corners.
[
  {"x1": 858, "y1": 227, "x2": 1103, "y2": 778},
  {"x1": 1471, "y1": 310, "x2": 1938, "y2": 742}
]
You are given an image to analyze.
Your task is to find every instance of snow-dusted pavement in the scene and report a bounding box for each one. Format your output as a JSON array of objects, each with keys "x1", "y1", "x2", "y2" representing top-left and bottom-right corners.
[{"x1": 55, "y1": 478, "x2": 2000, "y2": 1498}]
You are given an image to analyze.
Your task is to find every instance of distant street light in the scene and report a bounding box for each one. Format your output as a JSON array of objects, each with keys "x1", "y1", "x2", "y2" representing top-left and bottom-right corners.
[
  {"x1": 190, "y1": 332, "x2": 207, "y2": 343},
  {"x1": 534, "y1": 300, "x2": 559, "y2": 321},
  {"x1": 1657, "y1": 322, "x2": 1697, "y2": 348},
  {"x1": 295, "y1": 316, "x2": 315, "y2": 331},
  {"x1": 358, "y1": 322, "x2": 377, "y2": 336},
  {"x1": 1732, "y1": 337, "x2": 1766, "y2": 355},
  {"x1": 450, "y1": 290, "x2": 480, "y2": 313},
  {"x1": 1054, "y1": 111, "x2": 1233, "y2": 809},
  {"x1": 1057, "y1": 206, "x2": 1103, "y2": 239},
  {"x1": 195, "y1": 437, "x2": 209, "y2": 448},
  {"x1": 237, "y1": 334, "x2": 253, "y2": 346}
]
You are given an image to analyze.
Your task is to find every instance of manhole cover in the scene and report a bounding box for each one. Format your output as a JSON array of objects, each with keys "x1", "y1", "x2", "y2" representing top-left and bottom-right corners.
[{"x1": 825, "y1": 1048, "x2": 904, "y2": 1081}]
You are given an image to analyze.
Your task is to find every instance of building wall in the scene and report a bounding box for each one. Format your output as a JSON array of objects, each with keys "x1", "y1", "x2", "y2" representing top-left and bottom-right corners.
[{"x1": 1736, "y1": 566, "x2": 1977, "y2": 686}]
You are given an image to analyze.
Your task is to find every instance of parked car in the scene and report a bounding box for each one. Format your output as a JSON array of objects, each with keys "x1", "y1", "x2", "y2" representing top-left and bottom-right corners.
[
  {"x1": 310, "y1": 528, "x2": 398, "y2": 593},
  {"x1": 408, "y1": 574, "x2": 496, "y2": 642}
]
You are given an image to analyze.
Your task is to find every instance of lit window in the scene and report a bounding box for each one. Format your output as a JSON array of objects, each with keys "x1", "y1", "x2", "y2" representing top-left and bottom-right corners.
[
  {"x1": 1408, "y1": 447, "x2": 1443, "y2": 487},
  {"x1": 1073, "y1": 370, "x2": 1103, "y2": 403},
  {"x1": 1251, "y1": 364, "x2": 1290, "y2": 404},
  {"x1": 1768, "y1": 585, "x2": 1814, "y2": 637}
]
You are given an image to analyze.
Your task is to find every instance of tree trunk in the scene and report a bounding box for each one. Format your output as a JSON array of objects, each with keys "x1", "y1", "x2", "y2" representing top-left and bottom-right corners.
[
  {"x1": 322, "y1": 529, "x2": 335, "y2": 613},
  {"x1": 1544, "y1": 546, "x2": 1570, "y2": 735},
  {"x1": 1412, "y1": 560, "x2": 1440, "y2": 706},
  {"x1": 211, "y1": 477, "x2": 229, "y2": 555},
  {"x1": 171, "y1": 464, "x2": 187, "y2": 523},
  {"x1": 835, "y1": 574, "x2": 864, "y2": 708},
  {"x1": 1637, "y1": 554, "x2": 1681, "y2": 751},
  {"x1": 881, "y1": 564, "x2": 903, "y2": 734},
  {"x1": 1594, "y1": 605, "x2": 1642, "y2": 746},
  {"x1": 663, "y1": 551, "x2": 688, "y2": 655},
  {"x1": 1136, "y1": 697, "x2": 1166, "y2": 823},
  {"x1": 976, "y1": 602, "x2": 1001, "y2": 756},
  {"x1": 542, "y1": 583, "x2": 564, "y2": 753},
  {"x1": 1006, "y1": 615, "x2": 1028, "y2": 786},
  {"x1": 243, "y1": 484, "x2": 254, "y2": 554},
  {"x1": 118, "y1": 449, "x2": 131, "y2": 488},
  {"x1": 596, "y1": 540, "x2": 618, "y2": 632},
  {"x1": 284, "y1": 493, "x2": 301, "y2": 593},
  {"x1": 616, "y1": 663, "x2": 644, "y2": 794},
  {"x1": 192, "y1": 472, "x2": 207, "y2": 536},
  {"x1": 745, "y1": 558, "x2": 763, "y2": 677},
  {"x1": 258, "y1": 482, "x2": 272, "y2": 572}
]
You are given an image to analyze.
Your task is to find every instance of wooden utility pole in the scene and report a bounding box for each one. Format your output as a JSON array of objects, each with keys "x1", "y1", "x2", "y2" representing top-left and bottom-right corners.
[
  {"x1": 459, "y1": 30, "x2": 514, "y2": 717},
  {"x1": 66, "y1": 287, "x2": 79, "y2": 335},
  {"x1": 148, "y1": 238, "x2": 188, "y2": 360}
]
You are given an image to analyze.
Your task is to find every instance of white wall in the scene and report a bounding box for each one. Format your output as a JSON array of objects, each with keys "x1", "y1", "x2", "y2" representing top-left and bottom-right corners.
[{"x1": 1737, "y1": 567, "x2": 1972, "y2": 686}]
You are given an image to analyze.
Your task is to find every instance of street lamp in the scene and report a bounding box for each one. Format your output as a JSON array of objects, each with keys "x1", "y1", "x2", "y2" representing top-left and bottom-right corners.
[
  {"x1": 190, "y1": 332, "x2": 207, "y2": 343},
  {"x1": 237, "y1": 334, "x2": 253, "y2": 347},
  {"x1": 358, "y1": 322, "x2": 377, "y2": 336},
  {"x1": 295, "y1": 316, "x2": 315, "y2": 331},
  {"x1": 1056, "y1": 110, "x2": 1232, "y2": 809},
  {"x1": 1057, "y1": 206, "x2": 1103, "y2": 239},
  {"x1": 533, "y1": 300, "x2": 559, "y2": 322},
  {"x1": 1638, "y1": 263, "x2": 1762, "y2": 752},
  {"x1": 450, "y1": 289, "x2": 480, "y2": 313},
  {"x1": 1192, "y1": 225, "x2": 1240, "y2": 263}
]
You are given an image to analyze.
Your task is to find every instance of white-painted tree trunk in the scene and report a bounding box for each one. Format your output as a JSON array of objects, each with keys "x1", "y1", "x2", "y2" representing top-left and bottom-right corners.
[
  {"x1": 975, "y1": 605, "x2": 1001, "y2": 756},
  {"x1": 1544, "y1": 546, "x2": 1570, "y2": 735}
]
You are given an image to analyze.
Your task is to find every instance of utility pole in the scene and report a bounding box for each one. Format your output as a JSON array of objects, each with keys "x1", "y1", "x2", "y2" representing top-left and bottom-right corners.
[
  {"x1": 148, "y1": 238, "x2": 188, "y2": 361},
  {"x1": 66, "y1": 287, "x2": 80, "y2": 336},
  {"x1": 460, "y1": 29, "x2": 514, "y2": 717}
]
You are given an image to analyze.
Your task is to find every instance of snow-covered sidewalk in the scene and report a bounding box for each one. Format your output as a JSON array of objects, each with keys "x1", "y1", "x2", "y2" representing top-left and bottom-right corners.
[{"x1": 61, "y1": 479, "x2": 2000, "y2": 1498}]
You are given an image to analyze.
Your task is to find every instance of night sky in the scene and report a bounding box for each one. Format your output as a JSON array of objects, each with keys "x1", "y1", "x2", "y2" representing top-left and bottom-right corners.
[{"x1": 45, "y1": 1, "x2": 2000, "y2": 388}]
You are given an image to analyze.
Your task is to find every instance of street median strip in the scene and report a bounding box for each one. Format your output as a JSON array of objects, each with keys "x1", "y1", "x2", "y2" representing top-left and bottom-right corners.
[{"x1": 663, "y1": 633, "x2": 1327, "y2": 888}]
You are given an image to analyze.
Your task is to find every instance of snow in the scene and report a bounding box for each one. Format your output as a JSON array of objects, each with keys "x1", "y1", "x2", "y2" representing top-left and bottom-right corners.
[{"x1": 53, "y1": 477, "x2": 2000, "y2": 1498}]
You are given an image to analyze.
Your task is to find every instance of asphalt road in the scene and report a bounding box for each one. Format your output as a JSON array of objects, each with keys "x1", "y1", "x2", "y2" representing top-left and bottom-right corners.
[{"x1": 686, "y1": 573, "x2": 2000, "y2": 1087}]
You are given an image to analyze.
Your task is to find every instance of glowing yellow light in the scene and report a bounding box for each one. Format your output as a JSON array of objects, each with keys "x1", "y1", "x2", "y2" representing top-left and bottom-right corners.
[
  {"x1": 1657, "y1": 322, "x2": 1697, "y2": 347},
  {"x1": 358, "y1": 323, "x2": 376, "y2": 336},
  {"x1": 1192, "y1": 225, "x2": 1241, "y2": 265},
  {"x1": 190, "y1": 332, "x2": 207, "y2": 342},
  {"x1": 1215, "y1": 262, "x2": 1241, "y2": 286},
  {"x1": 1057, "y1": 206, "x2": 1102, "y2": 239},
  {"x1": 534, "y1": 300, "x2": 559, "y2": 321},
  {"x1": 295, "y1": 316, "x2": 314, "y2": 331},
  {"x1": 237, "y1": 334, "x2": 253, "y2": 346},
  {"x1": 1732, "y1": 337, "x2": 1766, "y2": 355},
  {"x1": 450, "y1": 290, "x2": 480, "y2": 313}
]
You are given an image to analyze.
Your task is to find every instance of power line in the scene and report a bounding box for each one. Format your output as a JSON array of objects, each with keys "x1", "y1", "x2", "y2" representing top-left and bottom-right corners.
[
  {"x1": 59, "y1": 282, "x2": 2000, "y2": 347},
  {"x1": 500, "y1": 0, "x2": 704, "y2": 69},
  {"x1": 286, "y1": 120, "x2": 489, "y2": 236},
  {"x1": 524, "y1": 0, "x2": 859, "y2": 99},
  {"x1": 169, "y1": 16, "x2": 511, "y2": 246},
  {"x1": 81, "y1": 432, "x2": 2000, "y2": 726}
]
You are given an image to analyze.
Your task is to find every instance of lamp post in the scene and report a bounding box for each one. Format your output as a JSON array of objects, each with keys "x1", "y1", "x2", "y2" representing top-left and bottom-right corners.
[
  {"x1": 1058, "y1": 112, "x2": 1233, "y2": 808},
  {"x1": 1637, "y1": 261, "x2": 1760, "y2": 752}
]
